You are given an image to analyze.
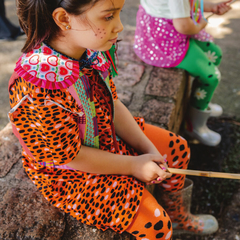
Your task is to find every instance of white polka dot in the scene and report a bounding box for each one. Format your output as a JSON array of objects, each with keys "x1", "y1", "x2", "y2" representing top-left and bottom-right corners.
[
  {"x1": 96, "y1": 209, "x2": 100, "y2": 215},
  {"x1": 112, "y1": 181, "x2": 117, "y2": 188},
  {"x1": 172, "y1": 161, "x2": 179, "y2": 166},
  {"x1": 65, "y1": 115, "x2": 71, "y2": 121},
  {"x1": 171, "y1": 180, "x2": 177, "y2": 183},
  {"x1": 73, "y1": 204, "x2": 77, "y2": 209},
  {"x1": 106, "y1": 188, "x2": 110, "y2": 193},
  {"x1": 92, "y1": 178, "x2": 97, "y2": 184},
  {"x1": 87, "y1": 215, "x2": 91, "y2": 219},
  {"x1": 112, "y1": 205, "x2": 116, "y2": 211},
  {"x1": 116, "y1": 218, "x2": 120, "y2": 223},
  {"x1": 76, "y1": 193, "x2": 81, "y2": 200},
  {"x1": 104, "y1": 195, "x2": 109, "y2": 200},
  {"x1": 66, "y1": 146, "x2": 71, "y2": 152},
  {"x1": 165, "y1": 230, "x2": 172, "y2": 239},
  {"x1": 125, "y1": 203, "x2": 129, "y2": 209},
  {"x1": 154, "y1": 208, "x2": 161, "y2": 217},
  {"x1": 95, "y1": 191, "x2": 99, "y2": 196},
  {"x1": 162, "y1": 184, "x2": 171, "y2": 188}
]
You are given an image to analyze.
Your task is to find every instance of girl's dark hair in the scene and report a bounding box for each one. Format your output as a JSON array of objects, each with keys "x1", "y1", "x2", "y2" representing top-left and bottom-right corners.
[{"x1": 17, "y1": 0, "x2": 99, "y2": 53}]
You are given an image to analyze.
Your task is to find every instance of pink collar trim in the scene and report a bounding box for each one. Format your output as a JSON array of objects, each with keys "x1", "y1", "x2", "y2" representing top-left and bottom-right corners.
[{"x1": 14, "y1": 42, "x2": 111, "y2": 90}]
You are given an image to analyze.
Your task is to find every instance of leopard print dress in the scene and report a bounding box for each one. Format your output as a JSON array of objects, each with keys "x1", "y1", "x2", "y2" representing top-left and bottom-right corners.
[{"x1": 9, "y1": 43, "x2": 145, "y2": 233}]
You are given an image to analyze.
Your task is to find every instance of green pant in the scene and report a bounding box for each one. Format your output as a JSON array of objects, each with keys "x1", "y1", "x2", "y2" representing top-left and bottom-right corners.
[{"x1": 176, "y1": 38, "x2": 222, "y2": 110}]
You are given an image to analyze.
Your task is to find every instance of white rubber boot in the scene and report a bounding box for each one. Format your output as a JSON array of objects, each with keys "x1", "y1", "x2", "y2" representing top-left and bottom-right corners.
[
  {"x1": 209, "y1": 103, "x2": 223, "y2": 117},
  {"x1": 185, "y1": 106, "x2": 221, "y2": 146}
]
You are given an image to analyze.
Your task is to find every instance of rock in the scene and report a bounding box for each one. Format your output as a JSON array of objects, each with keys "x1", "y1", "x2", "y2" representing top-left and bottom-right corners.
[
  {"x1": 145, "y1": 67, "x2": 186, "y2": 100},
  {"x1": 0, "y1": 122, "x2": 21, "y2": 178},
  {"x1": 140, "y1": 99, "x2": 175, "y2": 130},
  {"x1": 62, "y1": 215, "x2": 132, "y2": 240},
  {"x1": 117, "y1": 90, "x2": 133, "y2": 107},
  {"x1": 114, "y1": 63, "x2": 145, "y2": 87},
  {"x1": 0, "y1": 184, "x2": 66, "y2": 240},
  {"x1": 117, "y1": 41, "x2": 143, "y2": 63}
]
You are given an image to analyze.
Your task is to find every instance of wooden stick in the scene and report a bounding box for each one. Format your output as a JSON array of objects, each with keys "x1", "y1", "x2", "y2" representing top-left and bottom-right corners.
[
  {"x1": 168, "y1": 167, "x2": 240, "y2": 180},
  {"x1": 206, "y1": 0, "x2": 237, "y2": 19}
]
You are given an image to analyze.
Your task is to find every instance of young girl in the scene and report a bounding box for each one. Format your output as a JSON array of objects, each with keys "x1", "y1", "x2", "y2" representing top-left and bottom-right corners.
[
  {"x1": 134, "y1": 0, "x2": 231, "y2": 147},
  {"x1": 9, "y1": 0, "x2": 217, "y2": 239}
]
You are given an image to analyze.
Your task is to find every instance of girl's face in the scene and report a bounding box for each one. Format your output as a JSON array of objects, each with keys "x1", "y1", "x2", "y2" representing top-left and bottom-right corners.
[{"x1": 58, "y1": 0, "x2": 125, "y2": 59}]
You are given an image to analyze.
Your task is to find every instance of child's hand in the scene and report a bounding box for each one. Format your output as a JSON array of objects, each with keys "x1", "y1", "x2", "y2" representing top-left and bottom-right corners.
[
  {"x1": 212, "y1": 1, "x2": 232, "y2": 15},
  {"x1": 130, "y1": 154, "x2": 172, "y2": 183}
]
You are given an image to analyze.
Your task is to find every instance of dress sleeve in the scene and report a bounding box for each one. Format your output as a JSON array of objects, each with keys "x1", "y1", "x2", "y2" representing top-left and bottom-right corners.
[
  {"x1": 9, "y1": 78, "x2": 81, "y2": 166},
  {"x1": 169, "y1": 0, "x2": 191, "y2": 19}
]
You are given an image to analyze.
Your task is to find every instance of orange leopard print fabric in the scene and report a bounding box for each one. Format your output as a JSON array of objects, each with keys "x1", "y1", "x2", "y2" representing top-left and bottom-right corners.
[{"x1": 9, "y1": 69, "x2": 144, "y2": 233}]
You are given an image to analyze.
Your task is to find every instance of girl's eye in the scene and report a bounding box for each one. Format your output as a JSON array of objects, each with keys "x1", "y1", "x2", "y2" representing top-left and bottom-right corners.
[{"x1": 105, "y1": 14, "x2": 114, "y2": 21}]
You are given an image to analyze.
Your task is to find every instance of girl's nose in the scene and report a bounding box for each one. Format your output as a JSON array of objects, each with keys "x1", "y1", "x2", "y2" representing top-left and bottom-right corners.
[{"x1": 113, "y1": 17, "x2": 124, "y2": 33}]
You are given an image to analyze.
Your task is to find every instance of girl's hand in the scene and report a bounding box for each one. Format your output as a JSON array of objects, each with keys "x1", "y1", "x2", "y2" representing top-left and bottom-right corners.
[
  {"x1": 212, "y1": 1, "x2": 232, "y2": 15},
  {"x1": 130, "y1": 154, "x2": 172, "y2": 183}
]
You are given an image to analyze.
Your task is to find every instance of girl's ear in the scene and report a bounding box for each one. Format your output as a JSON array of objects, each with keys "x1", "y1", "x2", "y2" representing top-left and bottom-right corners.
[{"x1": 52, "y1": 7, "x2": 71, "y2": 31}]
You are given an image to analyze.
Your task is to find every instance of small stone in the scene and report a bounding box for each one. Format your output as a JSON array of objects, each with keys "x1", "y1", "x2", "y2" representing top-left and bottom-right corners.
[
  {"x1": 114, "y1": 63, "x2": 145, "y2": 87},
  {"x1": 0, "y1": 123, "x2": 22, "y2": 178},
  {"x1": 141, "y1": 99, "x2": 175, "y2": 130},
  {"x1": 145, "y1": 67, "x2": 186, "y2": 99},
  {"x1": 117, "y1": 90, "x2": 133, "y2": 106},
  {"x1": 118, "y1": 41, "x2": 143, "y2": 63}
]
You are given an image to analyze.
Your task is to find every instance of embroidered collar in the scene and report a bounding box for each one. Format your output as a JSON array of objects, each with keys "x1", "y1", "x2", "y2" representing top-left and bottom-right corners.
[{"x1": 14, "y1": 42, "x2": 111, "y2": 90}]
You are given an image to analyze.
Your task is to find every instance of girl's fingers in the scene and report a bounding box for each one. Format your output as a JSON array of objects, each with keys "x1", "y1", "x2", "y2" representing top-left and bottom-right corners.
[
  {"x1": 147, "y1": 178, "x2": 162, "y2": 185},
  {"x1": 225, "y1": 0, "x2": 233, "y2": 4},
  {"x1": 156, "y1": 168, "x2": 172, "y2": 180},
  {"x1": 153, "y1": 154, "x2": 166, "y2": 163},
  {"x1": 159, "y1": 162, "x2": 168, "y2": 170}
]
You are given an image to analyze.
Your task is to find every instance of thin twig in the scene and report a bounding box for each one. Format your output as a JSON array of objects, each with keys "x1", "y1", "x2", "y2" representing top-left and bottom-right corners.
[{"x1": 168, "y1": 167, "x2": 240, "y2": 180}]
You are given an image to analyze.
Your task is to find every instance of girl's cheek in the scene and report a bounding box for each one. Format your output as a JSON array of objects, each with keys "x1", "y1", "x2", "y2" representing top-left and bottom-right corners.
[{"x1": 94, "y1": 28, "x2": 107, "y2": 39}]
